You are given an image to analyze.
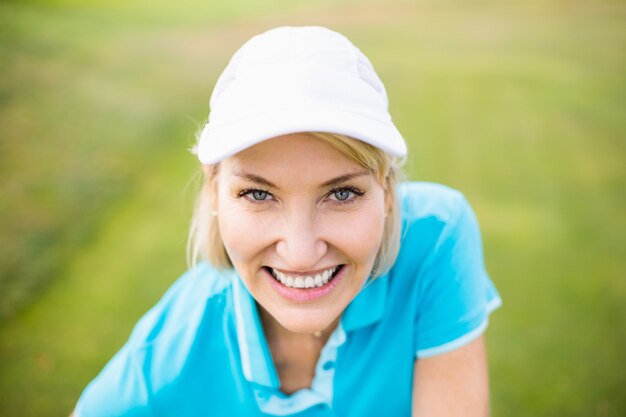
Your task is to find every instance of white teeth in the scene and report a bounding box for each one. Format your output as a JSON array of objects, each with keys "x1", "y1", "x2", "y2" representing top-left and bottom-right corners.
[
  {"x1": 270, "y1": 266, "x2": 340, "y2": 289},
  {"x1": 314, "y1": 274, "x2": 323, "y2": 287}
]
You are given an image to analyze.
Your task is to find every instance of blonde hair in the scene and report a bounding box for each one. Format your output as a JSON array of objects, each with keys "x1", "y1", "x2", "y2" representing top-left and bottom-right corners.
[{"x1": 187, "y1": 132, "x2": 404, "y2": 278}]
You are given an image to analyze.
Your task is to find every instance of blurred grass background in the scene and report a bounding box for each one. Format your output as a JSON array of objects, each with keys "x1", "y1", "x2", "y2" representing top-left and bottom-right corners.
[{"x1": 0, "y1": 0, "x2": 624, "y2": 415}]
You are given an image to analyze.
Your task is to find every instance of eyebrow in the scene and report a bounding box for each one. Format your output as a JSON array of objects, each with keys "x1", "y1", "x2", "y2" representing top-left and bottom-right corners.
[
  {"x1": 233, "y1": 172, "x2": 277, "y2": 188},
  {"x1": 320, "y1": 171, "x2": 370, "y2": 187},
  {"x1": 232, "y1": 170, "x2": 370, "y2": 189}
]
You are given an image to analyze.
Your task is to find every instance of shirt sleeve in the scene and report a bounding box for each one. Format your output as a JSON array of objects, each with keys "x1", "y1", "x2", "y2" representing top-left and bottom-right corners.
[
  {"x1": 413, "y1": 194, "x2": 502, "y2": 358},
  {"x1": 75, "y1": 342, "x2": 153, "y2": 417}
]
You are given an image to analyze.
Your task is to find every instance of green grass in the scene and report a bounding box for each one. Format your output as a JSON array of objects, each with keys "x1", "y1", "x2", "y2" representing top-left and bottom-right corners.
[{"x1": 0, "y1": 0, "x2": 624, "y2": 415}]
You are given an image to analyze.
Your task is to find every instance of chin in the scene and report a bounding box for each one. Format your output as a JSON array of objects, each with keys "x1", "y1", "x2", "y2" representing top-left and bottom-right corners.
[{"x1": 274, "y1": 309, "x2": 340, "y2": 335}]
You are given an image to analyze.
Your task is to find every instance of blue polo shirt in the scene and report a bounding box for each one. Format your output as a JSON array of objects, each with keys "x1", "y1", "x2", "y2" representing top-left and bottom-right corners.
[{"x1": 76, "y1": 182, "x2": 501, "y2": 417}]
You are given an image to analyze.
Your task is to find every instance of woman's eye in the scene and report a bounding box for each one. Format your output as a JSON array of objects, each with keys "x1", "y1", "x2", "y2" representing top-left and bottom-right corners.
[
  {"x1": 250, "y1": 190, "x2": 270, "y2": 201},
  {"x1": 328, "y1": 187, "x2": 365, "y2": 204},
  {"x1": 329, "y1": 187, "x2": 363, "y2": 203},
  {"x1": 333, "y1": 189, "x2": 352, "y2": 201}
]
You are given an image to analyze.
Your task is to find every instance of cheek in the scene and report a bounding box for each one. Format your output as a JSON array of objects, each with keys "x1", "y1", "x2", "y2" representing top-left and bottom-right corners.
[
  {"x1": 326, "y1": 204, "x2": 386, "y2": 261},
  {"x1": 217, "y1": 204, "x2": 275, "y2": 264}
]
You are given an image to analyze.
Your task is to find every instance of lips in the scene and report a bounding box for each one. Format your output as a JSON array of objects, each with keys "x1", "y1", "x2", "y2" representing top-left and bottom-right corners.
[{"x1": 263, "y1": 265, "x2": 345, "y2": 302}]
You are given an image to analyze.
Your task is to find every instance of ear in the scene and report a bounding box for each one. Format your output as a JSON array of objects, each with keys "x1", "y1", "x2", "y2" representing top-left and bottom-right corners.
[
  {"x1": 383, "y1": 177, "x2": 393, "y2": 218},
  {"x1": 203, "y1": 163, "x2": 220, "y2": 212},
  {"x1": 384, "y1": 192, "x2": 392, "y2": 218}
]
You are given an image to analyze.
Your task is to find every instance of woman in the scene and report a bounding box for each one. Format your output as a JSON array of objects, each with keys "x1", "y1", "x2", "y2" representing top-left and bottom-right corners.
[{"x1": 75, "y1": 26, "x2": 501, "y2": 416}]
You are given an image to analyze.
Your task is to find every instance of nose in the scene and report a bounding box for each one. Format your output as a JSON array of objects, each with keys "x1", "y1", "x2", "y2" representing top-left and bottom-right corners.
[{"x1": 275, "y1": 208, "x2": 328, "y2": 271}]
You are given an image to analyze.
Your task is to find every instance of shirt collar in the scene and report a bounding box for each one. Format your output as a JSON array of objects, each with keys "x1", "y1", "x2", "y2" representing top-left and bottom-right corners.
[
  {"x1": 340, "y1": 272, "x2": 389, "y2": 332},
  {"x1": 231, "y1": 272, "x2": 280, "y2": 388}
]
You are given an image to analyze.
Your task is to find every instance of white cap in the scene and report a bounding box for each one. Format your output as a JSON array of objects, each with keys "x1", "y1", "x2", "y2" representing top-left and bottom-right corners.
[{"x1": 197, "y1": 26, "x2": 407, "y2": 164}]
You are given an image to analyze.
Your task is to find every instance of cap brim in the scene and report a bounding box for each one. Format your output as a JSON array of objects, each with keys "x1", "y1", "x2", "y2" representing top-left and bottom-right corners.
[{"x1": 197, "y1": 105, "x2": 406, "y2": 164}]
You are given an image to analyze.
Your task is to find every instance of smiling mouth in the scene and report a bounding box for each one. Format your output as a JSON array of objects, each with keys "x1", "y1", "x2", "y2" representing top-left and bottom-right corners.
[{"x1": 264, "y1": 265, "x2": 344, "y2": 289}]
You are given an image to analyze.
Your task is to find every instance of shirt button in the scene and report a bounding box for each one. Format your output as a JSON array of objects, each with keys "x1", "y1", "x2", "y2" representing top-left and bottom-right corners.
[{"x1": 322, "y1": 360, "x2": 335, "y2": 370}]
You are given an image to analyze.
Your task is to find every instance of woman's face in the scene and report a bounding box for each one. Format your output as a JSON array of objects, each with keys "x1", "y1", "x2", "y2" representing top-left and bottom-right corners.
[{"x1": 215, "y1": 133, "x2": 387, "y2": 335}]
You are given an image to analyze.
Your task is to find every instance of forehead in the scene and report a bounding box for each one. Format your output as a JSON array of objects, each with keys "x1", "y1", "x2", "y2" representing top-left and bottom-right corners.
[{"x1": 220, "y1": 133, "x2": 367, "y2": 183}]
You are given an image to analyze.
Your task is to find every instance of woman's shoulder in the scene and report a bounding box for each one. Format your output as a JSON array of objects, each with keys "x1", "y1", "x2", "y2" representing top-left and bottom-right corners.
[
  {"x1": 126, "y1": 262, "x2": 232, "y2": 348},
  {"x1": 394, "y1": 182, "x2": 484, "y2": 270},
  {"x1": 75, "y1": 263, "x2": 235, "y2": 415},
  {"x1": 397, "y1": 181, "x2": 470, "y2": 225}
]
